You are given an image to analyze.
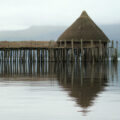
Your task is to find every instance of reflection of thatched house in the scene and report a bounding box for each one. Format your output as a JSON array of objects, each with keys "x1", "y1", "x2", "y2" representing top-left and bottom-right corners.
[
  {"x1": 57, "y1": 11, "x2": 109, "y2": 48},
  {"x1": 57, "y1": 63, "x2": 108, "y2": 115}
]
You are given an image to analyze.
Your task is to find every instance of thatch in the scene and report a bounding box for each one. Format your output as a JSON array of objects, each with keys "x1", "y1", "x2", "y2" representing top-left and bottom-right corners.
[
  {"x1": 58, "y1": 11, "x2": 109, "y2": 42},
  {"x1": 0, "y1": 41, "x2": 56, "y2": 49}
]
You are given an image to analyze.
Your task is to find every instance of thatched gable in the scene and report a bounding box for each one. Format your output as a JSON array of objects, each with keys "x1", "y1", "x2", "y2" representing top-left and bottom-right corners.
[{"x1": 58, "y1": 11, "x2": 109, "y2": 42}]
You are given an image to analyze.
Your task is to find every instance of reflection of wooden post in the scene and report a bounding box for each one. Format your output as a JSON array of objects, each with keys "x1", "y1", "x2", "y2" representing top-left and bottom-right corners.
[
  {"x1": 71, "y1": 63, "x2": 74, "y2": 87},
  {"x1": 91, "y1": 63, "x2": 94, "y2": 85},
  {"x1": 99, "y1": 63, "x2": 102, "y2": 84},
  {"x1": 81, "y1": 62, "x2": 83, "y2": 86}
]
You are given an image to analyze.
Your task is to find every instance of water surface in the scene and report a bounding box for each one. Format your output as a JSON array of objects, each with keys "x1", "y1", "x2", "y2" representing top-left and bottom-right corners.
[{"x1": 0, "y1": 62, "x2": 120, "y2": 120}]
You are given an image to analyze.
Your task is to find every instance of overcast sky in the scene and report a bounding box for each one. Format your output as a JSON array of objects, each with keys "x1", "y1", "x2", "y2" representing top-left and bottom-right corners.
[{"x1": 0, "y1": 0, "x2": 119, "y2": 31}]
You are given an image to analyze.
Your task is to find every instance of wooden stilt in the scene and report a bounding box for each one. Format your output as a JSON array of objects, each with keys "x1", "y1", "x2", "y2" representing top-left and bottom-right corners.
[
  {"x1": 33, "y1": 49, "x2": 35, "y2": 62},
  {"x1": 99, "y1": 40, "x2": 102, "y2": 62},
  {"x1": 91, "y1": 40, "x2": 94, "y2": 62},
  {"x1": 116, "y1": 41, "x2": 118, "y2": 61},
  {"x1": 64, "y1": 41, "x2": 67, "y2": 62},
  {"x1": 42, "y1": 49, "x2": 44, "y2": 62},
  {"x1": 22, "y1": 49, "x2": 25, "y2": 62},
  {"x1": 1, "y1": 51, "x2": 3, "y2": 62},
  {"x1": 81, "y1": 39, "x2": 83, "y2": 61},
  {"x1": 71, "y1": 39, "x2": 74, "y2": 62},
  {"x1": 37, "y1": 49, "x2": 40, "y2": 62}
]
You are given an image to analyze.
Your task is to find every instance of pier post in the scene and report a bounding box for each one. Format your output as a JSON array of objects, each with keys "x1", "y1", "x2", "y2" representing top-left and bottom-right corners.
[
  {"x1": 113, "y1": 41, "x2": 118, "y2": 62},
  {"x1": 19, "y1": 50, "x2": 21, "y2": 62},
  {"x1": 8, "y1": 49, "x2": 10, "y2": 62},
  {"x1": 4, "y1": 49, "x2": 7, "y2": 62},
  {"x1": 16, "y1": 49, "x2": 18, "y2": 62},
  {"x1": 0, "y1": 51, "x2": 1, "y2": 62},
  {"x1": 91, "y1": 40, "x2": 94, "y2": 62},
  {"x1": 1, "y1": 51, "x2": 3, "y2": 62},
  {"x1": 22, "y1": 49, "x2": 25, "y2": 62},
  {"x1": 33, "y1": 49, "x2": 36, "y2": 62},
  {"x1": 45, "y1": 49, "x2": 47, "y2": 62},
  {"x1": 116, "y1": 41, "x2": 118, "y2": 61},
  {"x1": 60, "y1": 48, "x2": 62, "y2": 62},
  {"x1": 99, "y1": 40, "x2": 102, "y2": 62},
  {"x1": 51, "y1": 48, "x2": 54, "y2": 62},
  {"x1": 41, "y1": 49, "x2": 44, "y2": 62},
  {"x1": 48, "y1": 49, "x2": 50, "y2": 62},
  {"x1": 81, "y1": 39, "x2": 83, "y2": 61},
  {"x1": 77, "y1": 48, "x2": 80, "y2": 62},
  {"x1": 61, "y1": 48, "x2": 63, "y2": 62},
  {"x1": 28, "y1": 49, "x2": 32, "y2": 63},
  {"x1": 10, "y1": 50, "x2": 12, "y2": 62},
  {"x1": 111, "y1": 40, "x2": 114, "y2": 61},
  {"x1": 64, "y1": 41, "x2": 67, "y2": 62},
  {"x1": 71, "y1": 39, "x2": 74, "y2": 62},
  {"x1": 26, "y1": 50, "x2": 28, "y2": 62},
  {"x1": 37, "y1": 49, "x2": 40, "y2": 62},
  {"x1": 15, "y1": 50, "x2": 17, "y2": 62},
  {"x1": 54, "y1": 49, "x2": 56, "y2": 62}
]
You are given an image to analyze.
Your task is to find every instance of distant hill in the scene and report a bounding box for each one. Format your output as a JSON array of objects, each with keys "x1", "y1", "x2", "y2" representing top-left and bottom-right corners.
[
  {"x1": 0, "y1": 24, "x2": 119, "y2": 41},
  {"x1": 100, "y1": 24, "x2": 120, "y2": 42},
  {"x1": 0, "y1": 26, "x2": 67, "y2": 41}
]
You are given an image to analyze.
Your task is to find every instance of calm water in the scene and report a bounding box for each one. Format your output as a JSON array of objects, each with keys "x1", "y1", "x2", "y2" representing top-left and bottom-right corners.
[{"x1": 0, "y1": 62, "x2": 120, "y2": 120}]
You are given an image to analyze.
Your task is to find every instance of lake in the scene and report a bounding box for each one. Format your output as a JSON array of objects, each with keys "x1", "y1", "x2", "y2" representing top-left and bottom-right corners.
[{"x1": 0, "y1": 62, "x2": 120, "y2": 120}]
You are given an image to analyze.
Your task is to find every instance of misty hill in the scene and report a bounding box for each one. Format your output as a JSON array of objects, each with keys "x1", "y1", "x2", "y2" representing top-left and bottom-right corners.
[
  {"x1": 0, "y1": 25, "x2": 119, "y2": 41},
  {"x1": 100, "y1": 24, "x2": 120, "y2": 41},
  {"x1": 0, "y1": 26, "x2": 67, "y2": 41}
]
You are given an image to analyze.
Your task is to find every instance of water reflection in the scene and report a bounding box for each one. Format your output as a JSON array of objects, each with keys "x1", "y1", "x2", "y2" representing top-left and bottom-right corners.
[
  {"x1": 0, "y1": 62, "x2": 118, "y2": 117},
  {"x1": 57, "y1": 63, "x2": 110, "y2": 115}
]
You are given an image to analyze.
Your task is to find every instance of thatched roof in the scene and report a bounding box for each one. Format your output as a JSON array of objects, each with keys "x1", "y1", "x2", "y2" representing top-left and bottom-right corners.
[
  {"x1": 0, "y1": 41, "x2": 56, "y2": 49},
  {"x1": 58, "y1": 11, "x2": 109, "y2": 42}
]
